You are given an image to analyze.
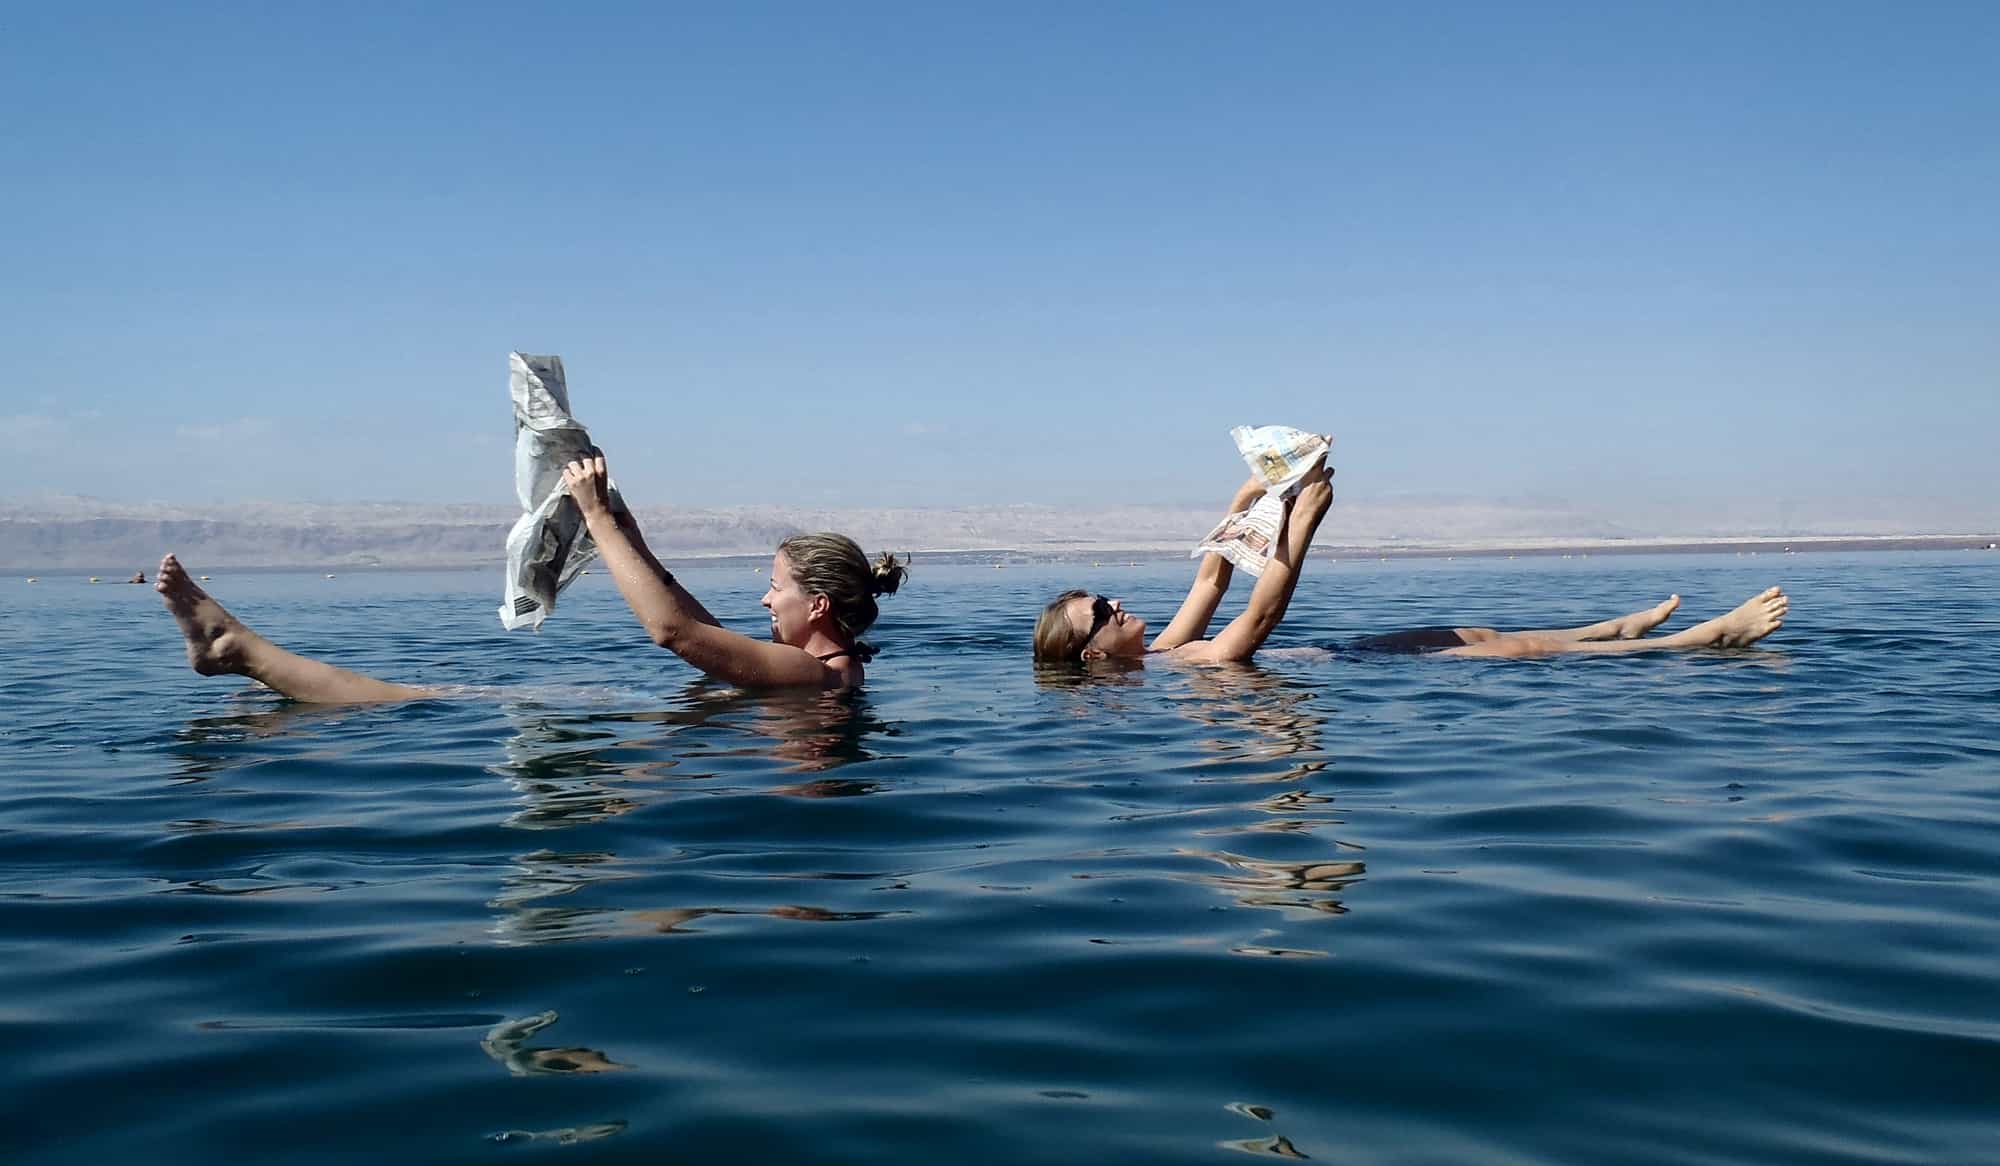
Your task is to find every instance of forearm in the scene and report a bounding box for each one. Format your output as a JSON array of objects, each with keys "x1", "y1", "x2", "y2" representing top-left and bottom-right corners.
[
  {"x1": 1237, "y1": 542, "x2": 1302, "y2": 644},
  {"x1": 1249, "y1": 487, "x2": 1330, "y2": 618},
  {"x1": 613, "y1": 508, "x2": 663, "y2": 570},
  {"x1": 1153, "y1": 477, "x2": 1293, "y2": 651},
  {"x1": 611, "y1": 509, "x2": 721, "y2": 627},
  {"x1": 583, "y1": 510, "x2": 713, "y2": 648},
  {"x1": 1207, "y1": 484, "x2": 1332, "y2": 659},
  {"x1": 1152, "y1": 553, "x2": 1234, "y2": 650},
  {"x1": 1283, "y1": 484, "x2": 1331, "y2": 564},
  {"x1": 1227, "y1": 476, "x2": 1266, "y2": 514},
  {"x1": 1197, "y1": 482, "x2": 1267, "y2": 599}
]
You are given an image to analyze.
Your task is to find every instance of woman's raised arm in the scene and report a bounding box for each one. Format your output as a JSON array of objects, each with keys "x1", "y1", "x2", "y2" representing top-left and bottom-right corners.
[
  {"x1": 1149, "y1": 474, "x2": 1268, "y2": 651},
  {"x1": 608, "y1": 506, "x2": 720, "y2": 627},
  {"x1": 1200, "y1": 460, "x2": 1333, "y2": 662},
  {"x1": 565, "y1": 453, "x2": 832, "y2": 688}
]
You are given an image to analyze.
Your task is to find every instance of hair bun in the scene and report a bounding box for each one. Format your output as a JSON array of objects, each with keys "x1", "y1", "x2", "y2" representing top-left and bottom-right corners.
[{"x1": 870, "y1": 552, "x2": 908, "y2": 597}]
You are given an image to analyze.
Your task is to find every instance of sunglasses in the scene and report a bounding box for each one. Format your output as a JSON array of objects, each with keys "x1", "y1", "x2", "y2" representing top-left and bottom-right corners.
[{"x1": 1078, "y1": 594, "x2": 1115, "y2": 658}]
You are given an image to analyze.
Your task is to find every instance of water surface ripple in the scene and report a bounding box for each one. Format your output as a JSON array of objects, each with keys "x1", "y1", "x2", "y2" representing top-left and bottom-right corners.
[{"x1": 3, "y1": 553, "x2": 1996, "y2": 1163}]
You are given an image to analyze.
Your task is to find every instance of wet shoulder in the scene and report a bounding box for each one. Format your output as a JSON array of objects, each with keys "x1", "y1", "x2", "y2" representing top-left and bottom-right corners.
[{"x1": 821, "y1": 657, "x2": 865, "y2": 690}]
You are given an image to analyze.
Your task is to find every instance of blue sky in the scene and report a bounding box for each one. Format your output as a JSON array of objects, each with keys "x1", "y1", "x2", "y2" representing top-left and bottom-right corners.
[{"x1": 3, "y1": 2, "x2": 1995, "y2": 526}]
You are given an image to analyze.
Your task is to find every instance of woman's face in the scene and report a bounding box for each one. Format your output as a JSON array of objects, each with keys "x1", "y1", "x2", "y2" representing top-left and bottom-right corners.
[
  {"x1": 1066, "y1": 593, "x2": 1147, "y2": 659},
  {"x1": 761, "y1": 552, "x2": 823, "y2": 646}
]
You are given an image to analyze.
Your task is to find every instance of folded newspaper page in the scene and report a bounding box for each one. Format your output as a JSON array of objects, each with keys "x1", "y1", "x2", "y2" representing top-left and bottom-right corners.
[
  {"x1": 498, "y1": 352, "x2": 627, "y2": 631},
  {"x1": 1191, "y1": 425, "x2": 1331, "y2": 577}
]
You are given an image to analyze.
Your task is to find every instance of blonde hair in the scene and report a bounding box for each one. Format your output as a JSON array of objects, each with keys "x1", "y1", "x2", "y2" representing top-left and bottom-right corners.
[
  {"x1": 1032, "y1": 589, "x2": 1095, "y2": 663},
  {"x1": 777, "y1": 533, "x2": 907, "y2": 662}
]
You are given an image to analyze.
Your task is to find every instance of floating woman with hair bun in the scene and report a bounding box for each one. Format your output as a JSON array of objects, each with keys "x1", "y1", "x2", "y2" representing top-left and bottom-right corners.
[
  {"x1": 561, "y1": 448, "x2": 904, "y2": 691},
  {"x1": 153, "y1": 447, "x2": 907, "y2": 701}
]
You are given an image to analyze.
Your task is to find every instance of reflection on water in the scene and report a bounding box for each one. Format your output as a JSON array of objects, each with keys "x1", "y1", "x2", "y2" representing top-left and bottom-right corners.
[
  {"x1": 489, "y1": 849, "x2": 625, "y2": 912},
  {"x1": 481, "y1": 1010, "x2": 628, "y2": 1076},
  {"x1": 626, "y1": 903, "x2": 905, "y2": 934},
  {"x1": 489, "y1": 685, "x2": 894, "y2": 822},
  {"x1": 170, "y1": 698, "x2": 395, "y2": 781},
  {"x1": 1175, "y1": 665, "x2": 1326, "y2": 767},
  {"x1": 1181, "y1": 848, "x2": 1365, "y2": 916},
  {"x1": 22, "y1": 556, "x2": 1996, "y2": 1164},
  {"x1": 488, "y1": 1122, "x2": 627, "y2": 1147},
  {"x1": 772, "y1": 776, "x2": 883, "y2": 798},
  {"x1": 1219, "y1": 1133, "x2": 1309, "y2": 1159},
  {"x1": 485, "y1": 686, "x2": 905, "y2": 944}
]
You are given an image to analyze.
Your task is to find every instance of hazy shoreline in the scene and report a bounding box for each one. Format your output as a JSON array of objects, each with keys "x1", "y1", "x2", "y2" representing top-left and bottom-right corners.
[
  {"x1": 7, "y1": 533, "x2": 1994, "y2": 577},
  {"x1": 6, "y1": 496, "x2": 1994, "y2": 574}
]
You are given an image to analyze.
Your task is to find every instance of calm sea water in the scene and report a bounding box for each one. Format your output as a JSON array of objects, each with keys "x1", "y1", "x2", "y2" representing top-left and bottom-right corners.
[{"x1": 3, "y1": 552, "x2": 1996, "y2": 1164}]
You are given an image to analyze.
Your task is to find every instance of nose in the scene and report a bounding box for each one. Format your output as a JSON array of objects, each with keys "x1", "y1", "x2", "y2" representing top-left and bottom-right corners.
[{"x1": 760, "y1": 591, "x2": 774, "y2": 609}]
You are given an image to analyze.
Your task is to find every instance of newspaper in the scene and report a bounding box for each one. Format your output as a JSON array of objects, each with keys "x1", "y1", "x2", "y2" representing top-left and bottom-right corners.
[
  {"x1": 498, "y1": 352, "x2": 626, "y2": 631},
  {"x1": 1191, "y1": 425, "x2": 1330, "y2": 577}
]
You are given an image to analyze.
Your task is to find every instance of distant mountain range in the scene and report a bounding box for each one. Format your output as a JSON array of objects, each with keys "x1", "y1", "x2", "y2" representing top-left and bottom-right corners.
[{"x1": 1, "y1": 495, "x2": 1991, "y2": 571}]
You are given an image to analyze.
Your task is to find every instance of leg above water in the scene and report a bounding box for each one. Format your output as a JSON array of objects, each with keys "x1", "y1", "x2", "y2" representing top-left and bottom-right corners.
[
  {"x1": 156, "y1": 554, "x2": 434, "y2": 703},
  {"x1": 1440, "y1": 589, "x2": 1786, "y2": 658}
]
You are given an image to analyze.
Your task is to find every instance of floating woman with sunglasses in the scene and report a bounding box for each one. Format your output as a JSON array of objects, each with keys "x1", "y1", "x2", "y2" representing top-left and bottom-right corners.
[
  {"x1": 1032, "y1": 458, "x2": 1788, "y2": 664},
  {"x1": 155, "y1": 450, "x2": 907, "y2": 701}
]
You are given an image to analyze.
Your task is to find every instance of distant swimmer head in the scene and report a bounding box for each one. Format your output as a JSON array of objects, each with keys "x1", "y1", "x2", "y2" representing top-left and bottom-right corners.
[
  {"x1": 764, "y1": 533, "x2": 908, "y2": 661},
  {"x1": 1033, "y1": 589, "x2": 1147, "y2": 662}
]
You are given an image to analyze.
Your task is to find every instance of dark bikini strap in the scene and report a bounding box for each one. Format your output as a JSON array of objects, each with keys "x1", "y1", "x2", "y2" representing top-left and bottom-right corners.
[{"x1": 815, "y1": 649, "x2": 858, "y2": 663}]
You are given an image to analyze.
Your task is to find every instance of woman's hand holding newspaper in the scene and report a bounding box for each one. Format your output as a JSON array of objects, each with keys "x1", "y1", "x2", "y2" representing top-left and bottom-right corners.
[{"x1": 1192, "y1": 426, "x2": 1333, "y2": 577}]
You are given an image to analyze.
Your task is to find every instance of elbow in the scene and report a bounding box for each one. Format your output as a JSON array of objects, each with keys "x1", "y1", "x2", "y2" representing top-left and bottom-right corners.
[{"x1": 642, "y1": 615, "x2": 687, "y2": 649}]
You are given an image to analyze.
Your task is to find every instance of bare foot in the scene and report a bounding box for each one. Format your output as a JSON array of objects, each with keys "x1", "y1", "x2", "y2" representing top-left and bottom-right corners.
[
  {"x1": 1610, "y1": 594, "x2": 1681, "y2": 639},
  {"x1": 1673, "y1": 587, "x2": 1788, "y2": 648},
  {"x1": 155, "y1": 554, "x2": 255, "y2": 676}
]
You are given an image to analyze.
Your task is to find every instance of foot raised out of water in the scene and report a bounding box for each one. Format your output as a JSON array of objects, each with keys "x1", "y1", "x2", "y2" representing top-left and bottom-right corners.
[
  {"x1": 1614, "y1": 594, "x2": 1681, "y2": 639},
  {"x1": 155, "y1": 554, "x2": 252, "y2": 676},
  {"x1": 1690, "y1": 586, "x2": 1788, "y2": 648}
]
